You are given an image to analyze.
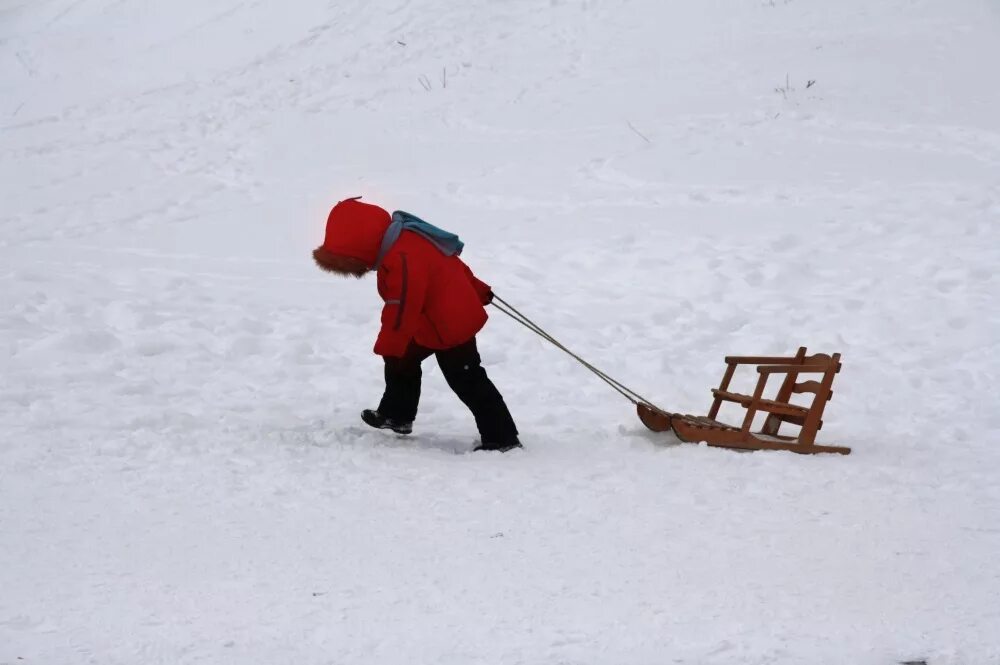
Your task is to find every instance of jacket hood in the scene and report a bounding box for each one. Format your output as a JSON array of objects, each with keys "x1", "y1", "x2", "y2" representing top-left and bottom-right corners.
[{"x1": 316, "y1": 197, "x2": 392, "y2": 269}]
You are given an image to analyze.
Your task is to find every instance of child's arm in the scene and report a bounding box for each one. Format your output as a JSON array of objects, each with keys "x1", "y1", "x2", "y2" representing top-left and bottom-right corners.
[
  {"x1": 459, "y1": 259, "x2": 494, "y2": 305},
  {"x1": 374, "y1": 252, "x2": 429, "y2": 357}
]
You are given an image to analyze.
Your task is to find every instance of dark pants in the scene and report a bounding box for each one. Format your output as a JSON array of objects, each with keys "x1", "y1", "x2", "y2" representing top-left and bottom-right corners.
[{"x1": 377, "y1": 337, "x2": 519, "y2": 444}]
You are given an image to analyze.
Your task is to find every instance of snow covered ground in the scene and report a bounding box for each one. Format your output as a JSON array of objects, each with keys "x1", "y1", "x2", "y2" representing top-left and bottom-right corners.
[{"x1": 2, "y1": 0, "x2": 999, "y2": 663}]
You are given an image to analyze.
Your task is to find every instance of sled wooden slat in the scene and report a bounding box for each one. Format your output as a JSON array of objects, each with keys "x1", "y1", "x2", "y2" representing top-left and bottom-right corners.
[
  {"x1": 792, "y1": 380, "x2": 826, "y2": 395},
  {"x1": 710, "y1": 390, "x2": 810, "y2": 418},
  {"x1": 757, "y1": 363, "x2": 841, "y2": 375},
  {"x1": 723, "y1": 354, "x2": 808, "y2": 365}
]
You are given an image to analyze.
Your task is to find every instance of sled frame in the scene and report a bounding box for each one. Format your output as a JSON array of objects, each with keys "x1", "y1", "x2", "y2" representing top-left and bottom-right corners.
[{"x1": 639, "y1": 347, "x2": 850, "y2": 455}]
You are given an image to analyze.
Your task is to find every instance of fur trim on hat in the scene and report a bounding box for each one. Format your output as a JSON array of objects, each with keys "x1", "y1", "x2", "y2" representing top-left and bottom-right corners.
[{"x1": 313, "y1": 246, "x2": 369, "y2": 278}]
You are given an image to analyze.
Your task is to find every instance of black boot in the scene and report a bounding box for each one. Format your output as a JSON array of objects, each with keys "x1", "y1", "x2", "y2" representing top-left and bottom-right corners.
[
  {"x1": 361, "y1": 409, "x2": 413, "y2": 435},
  {"x1": 473, "y1": 436, "x2": 523, "y2": 453}
]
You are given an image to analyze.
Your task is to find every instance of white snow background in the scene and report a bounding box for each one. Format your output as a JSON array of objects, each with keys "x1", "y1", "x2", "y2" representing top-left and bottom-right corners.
[{"x1": 2, "y1": 0, "x2": 999, "y2": 663}]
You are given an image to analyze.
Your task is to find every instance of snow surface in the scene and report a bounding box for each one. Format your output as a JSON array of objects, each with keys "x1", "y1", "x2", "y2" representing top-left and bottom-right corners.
[{"x1": 2, "y1": 0, "x2": 1000, "y2": 663}]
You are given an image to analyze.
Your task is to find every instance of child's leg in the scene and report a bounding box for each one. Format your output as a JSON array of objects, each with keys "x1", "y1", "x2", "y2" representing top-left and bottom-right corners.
[
  {"x1": 377, "y1": 343, "x2": 433, "y2": 422},
  {"x1": 435, "y1": 338, "x2": 519, "y2": 444}
]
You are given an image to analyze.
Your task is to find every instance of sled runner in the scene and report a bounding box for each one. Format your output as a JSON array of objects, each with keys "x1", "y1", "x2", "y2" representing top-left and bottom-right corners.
[{"x1": 637, "y1": 347, "x2": 850, "y2": 455}]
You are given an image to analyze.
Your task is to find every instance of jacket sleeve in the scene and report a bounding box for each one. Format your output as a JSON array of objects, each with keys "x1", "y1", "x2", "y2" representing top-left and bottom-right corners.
[
  {"x1": 374, "y1": 252, "x2": 429, "y2": 357},
  {"x1": 459, "y1": 259, "x2": 493, "y2": 305}
]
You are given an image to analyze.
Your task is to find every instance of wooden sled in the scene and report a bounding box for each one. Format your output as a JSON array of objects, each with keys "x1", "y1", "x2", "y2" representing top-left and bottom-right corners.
[{"x1": 637, "y1": 347, "x2": 850, "y2": 455}]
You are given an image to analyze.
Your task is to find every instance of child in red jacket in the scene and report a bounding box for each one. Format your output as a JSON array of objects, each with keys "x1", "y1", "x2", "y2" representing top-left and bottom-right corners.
[{"x1": 312, "y1": 197, "x2": 521, "y2": 452}]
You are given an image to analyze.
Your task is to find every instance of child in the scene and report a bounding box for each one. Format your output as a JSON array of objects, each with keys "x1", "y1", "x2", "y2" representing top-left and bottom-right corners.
[{"x1": 312, "y1": 197, "x2": 521, "y2": 452}]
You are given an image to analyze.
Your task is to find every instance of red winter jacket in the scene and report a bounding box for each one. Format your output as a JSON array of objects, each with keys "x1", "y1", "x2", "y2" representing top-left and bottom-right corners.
[{"x1": 314, "y1": 198, "x2": 492, "y2": 357}]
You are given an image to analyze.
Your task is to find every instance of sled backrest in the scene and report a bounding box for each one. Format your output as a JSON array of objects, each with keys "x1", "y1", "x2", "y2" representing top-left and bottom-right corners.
[{"x1": 708, "y1": 348, "x2": 843, "y2": 445}]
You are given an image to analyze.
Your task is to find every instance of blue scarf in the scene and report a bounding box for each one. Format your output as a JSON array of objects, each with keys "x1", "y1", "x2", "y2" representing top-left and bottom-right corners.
[{"x1": 373, "y1": 210, "x2": 464, "y2": 270}]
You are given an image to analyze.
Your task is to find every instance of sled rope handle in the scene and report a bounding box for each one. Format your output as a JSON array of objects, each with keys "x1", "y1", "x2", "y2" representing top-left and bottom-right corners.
[{"x1": 491, "y1": 295, "x2": 666, "y2": 411}]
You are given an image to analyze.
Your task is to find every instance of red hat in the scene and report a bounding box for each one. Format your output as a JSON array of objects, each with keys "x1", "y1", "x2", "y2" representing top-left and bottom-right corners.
[{"x1": 313, "y1": 197, "x2": 391, "y2": 273}]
